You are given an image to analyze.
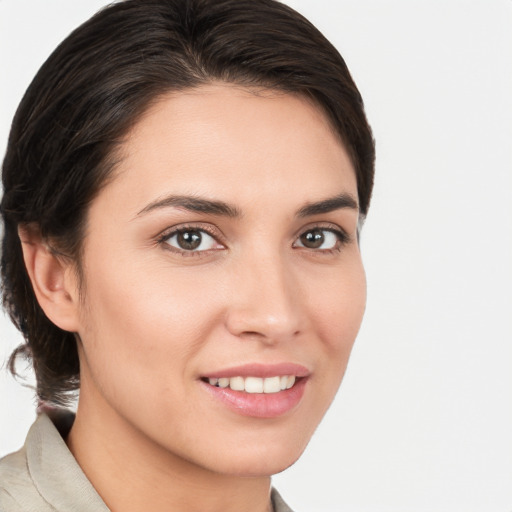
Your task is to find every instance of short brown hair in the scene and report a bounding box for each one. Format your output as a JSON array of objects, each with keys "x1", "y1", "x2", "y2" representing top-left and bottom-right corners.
[{"x1": 1, "y1": 0, "x2": 375, "y2": 406}]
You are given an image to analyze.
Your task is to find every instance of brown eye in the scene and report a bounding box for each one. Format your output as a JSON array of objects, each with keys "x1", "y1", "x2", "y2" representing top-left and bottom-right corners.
[
  {"x1": 177, "y1": 230, "x2": 202, "y2": 250},
  {"x1": 300, "y1": 229, "x2": 325, "y2": 248},
  {"x1": 294, "y1": 228, "x2": 341, "y2": 250},
  {"x1": 164, "y1": 229, "x2": 220, "y2": 252}
]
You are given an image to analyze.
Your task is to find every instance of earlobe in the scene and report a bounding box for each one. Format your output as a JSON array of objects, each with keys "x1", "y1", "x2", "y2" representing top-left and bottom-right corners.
[{"x1": 18, "y1": 225, "x2": 81, "y2": 333}]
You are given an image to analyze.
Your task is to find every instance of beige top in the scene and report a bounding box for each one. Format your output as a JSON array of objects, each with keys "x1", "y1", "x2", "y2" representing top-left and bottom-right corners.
[{"x1": 0, "y1": 412, "x2": 293, "y2": 512}]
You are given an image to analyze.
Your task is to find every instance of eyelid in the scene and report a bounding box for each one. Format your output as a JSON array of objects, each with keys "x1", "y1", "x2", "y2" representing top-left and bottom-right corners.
[
  {"x1": 293, "y1": 222, "x2": 352, "y2": 250},
  {"x1": 157, "y1": 223, "x2": 226, "y2": 254},
  {"x1": 295, "y1": 222, "x2": 351, "y2": 241}
]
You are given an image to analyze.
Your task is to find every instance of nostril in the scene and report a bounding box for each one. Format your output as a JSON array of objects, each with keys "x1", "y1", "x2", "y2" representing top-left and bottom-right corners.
[{"x1": 240, "y1": 330, "x2": 265, "y2": 338}]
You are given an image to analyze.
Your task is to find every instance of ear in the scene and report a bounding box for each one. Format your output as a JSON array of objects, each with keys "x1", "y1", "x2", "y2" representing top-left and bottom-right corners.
[{"x1": 18, "y1": 225, "x2": 81, "y2": 333}]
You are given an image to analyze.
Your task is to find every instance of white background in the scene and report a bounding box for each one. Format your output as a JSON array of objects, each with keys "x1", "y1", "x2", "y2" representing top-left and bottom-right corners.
[{"x1": 1, "y1": 1, "x2": 511, "y2": 511}]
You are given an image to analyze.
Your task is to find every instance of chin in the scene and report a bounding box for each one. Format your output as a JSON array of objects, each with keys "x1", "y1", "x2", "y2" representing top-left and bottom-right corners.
[{"x1": 207, "y1": 437, "x2": 309, "y2": 478}]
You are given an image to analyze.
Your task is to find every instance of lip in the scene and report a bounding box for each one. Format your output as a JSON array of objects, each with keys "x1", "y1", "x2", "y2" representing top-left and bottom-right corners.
[
  {"x1": 201, "y1": 362, "x2": 310, "y2": 379},
  {"x1": 199, "y1": 363, "x2": 310, "y2": 418}
]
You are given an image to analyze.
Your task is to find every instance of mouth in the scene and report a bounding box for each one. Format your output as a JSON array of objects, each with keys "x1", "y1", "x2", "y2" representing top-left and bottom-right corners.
[
  {"x1": 201, "y1": 375, "x2": 298, "y2": 394},
  {"x1": 199, "y1": 364, "x2": 309, "y2": 418}
]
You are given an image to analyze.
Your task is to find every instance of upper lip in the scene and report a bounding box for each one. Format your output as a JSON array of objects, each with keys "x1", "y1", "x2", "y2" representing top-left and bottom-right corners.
[{"x1": 201, "y1": 362, "x2": 310, "y2": 379}]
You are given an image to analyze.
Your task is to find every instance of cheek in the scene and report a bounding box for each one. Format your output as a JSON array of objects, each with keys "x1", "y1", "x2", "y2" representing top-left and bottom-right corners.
[
  {"x1": 304, "y1": 256, "x2": 366, "y2": 407},
  {"x1": 76, "y1": 255, "x2": 226, "y2": 392},
  {"x1": 309, "y1": 258, "x2": 366, "y2": 352}
]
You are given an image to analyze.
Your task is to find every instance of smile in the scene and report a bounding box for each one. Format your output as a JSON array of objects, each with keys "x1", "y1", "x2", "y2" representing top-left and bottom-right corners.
[
  {"x1": 205, "y1": 375, "x2": 296, "y2": 393},
  {"x1": 200, "y1": 364, "x2": 309, "y2": 418}
]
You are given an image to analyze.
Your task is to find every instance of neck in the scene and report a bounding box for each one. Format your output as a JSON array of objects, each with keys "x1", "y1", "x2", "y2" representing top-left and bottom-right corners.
[{"x1": 66, "y1": 389, "x2": 272, "y2": 512}]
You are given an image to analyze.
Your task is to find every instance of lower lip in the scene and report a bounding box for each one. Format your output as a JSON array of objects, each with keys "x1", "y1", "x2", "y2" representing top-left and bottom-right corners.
[{"x1": 200, "y1": 378, "x2": 307, "y2": 418}]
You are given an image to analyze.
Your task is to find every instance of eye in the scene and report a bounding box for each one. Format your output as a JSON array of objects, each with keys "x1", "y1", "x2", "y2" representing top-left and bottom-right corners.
[
  {"x1": 163, "y1": 228, "x2": 222, "y2": 252},
  {"x1": 293, "y1": 228, "x2": 344, "y2": 250}
]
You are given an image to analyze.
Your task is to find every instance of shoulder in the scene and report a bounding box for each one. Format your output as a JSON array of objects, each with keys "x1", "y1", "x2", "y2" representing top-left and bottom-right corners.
[
  {"x1": 0, "y1": 412, "x2": 89, "y2": 512},
  {"x1": 0, "y1": 445, "x2": 44, "y2": 512},
  {"x1": 1, "y1": 412, "x2": 109, "y2": 512},
  {"x1": 271, "y1": 487, "x2": 295, "y2": 512},
  {"x1": 0, "y1": 445, "x2": 28, "y2": 483}
]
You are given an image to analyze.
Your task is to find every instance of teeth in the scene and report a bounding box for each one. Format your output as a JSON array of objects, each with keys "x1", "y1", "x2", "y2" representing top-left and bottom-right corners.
[
  {"x1": 207, "y1": 375, "x2": 297, "y2": 393},
  {"x1": 263, "y1": 376, "x2": 281, "y2": 393},
  {"x1": 229, "y1": 376, "x2": 245, "y2": 391},
  {"x1": 244, "y1": 376, "x2": 263, "y2": 393},
  {"x1": 218, "y1": 377, "x2": 230, "y2": 388}
]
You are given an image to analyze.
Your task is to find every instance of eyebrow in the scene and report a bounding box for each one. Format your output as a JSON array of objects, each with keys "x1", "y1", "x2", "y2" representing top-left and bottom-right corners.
[
  {"x1": 136, "y1": 195, "x2": 241, "y2": 218},
  {"x1": 297, "y1": 193, "x2": 359, "y2": 217},
  {"x1": 135, "y1": 192, "x2": 358, "y2": 219}
]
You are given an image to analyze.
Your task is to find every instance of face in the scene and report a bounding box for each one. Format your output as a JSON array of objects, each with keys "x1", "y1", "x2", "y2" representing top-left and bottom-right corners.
[{"x1": 73, "y1": 84, "x2": 366, "y2": 476}]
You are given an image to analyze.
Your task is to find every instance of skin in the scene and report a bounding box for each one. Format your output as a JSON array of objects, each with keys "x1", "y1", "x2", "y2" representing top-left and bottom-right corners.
[{"x1": 24, "y1": 84, "x2": 366, "y2": 512}]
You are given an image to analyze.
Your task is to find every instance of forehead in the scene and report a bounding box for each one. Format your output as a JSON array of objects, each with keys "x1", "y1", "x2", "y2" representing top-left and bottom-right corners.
[{"x1": 100, "y1": 84, "x2": 357, "y2": 214}]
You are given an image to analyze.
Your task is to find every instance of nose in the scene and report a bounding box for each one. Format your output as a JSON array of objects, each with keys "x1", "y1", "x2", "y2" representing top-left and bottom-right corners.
[{"x1": 225, "y1": 252, "x2": 303, "y2": 345}]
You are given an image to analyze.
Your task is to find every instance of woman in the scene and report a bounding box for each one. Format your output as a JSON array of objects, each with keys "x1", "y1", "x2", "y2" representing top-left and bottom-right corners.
[{"x1": 0, "y1": 0, "x2": 374, "y2": 510}]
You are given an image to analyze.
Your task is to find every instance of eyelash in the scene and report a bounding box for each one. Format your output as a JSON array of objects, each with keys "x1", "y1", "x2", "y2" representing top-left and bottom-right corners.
[
  {"x1": 156, "y1": 223, "x2": 351, "y2": 257},
  {"x1": 157, "y1": 224, "x2": 223, "y2": 257},
  {"x1": 294, "y1": 225, "x2": 351, "y2": 254}
]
